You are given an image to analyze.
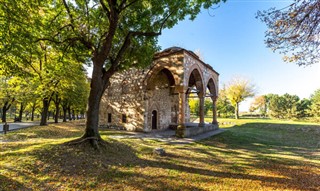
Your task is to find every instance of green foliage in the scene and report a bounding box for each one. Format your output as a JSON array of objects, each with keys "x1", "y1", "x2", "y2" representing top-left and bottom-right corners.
[
  {"x1": 204, "y1": 98, "x2": 212, "y2": 115},
  {"x1": 189, "y1": 98, "x2": 213, "y2": 116},
  {"x1": 296, "y1": 98, "x2": 311, "y2": 118},
  {"x1": 1, "y1": 0, "x2": 227, "y2": 135},
  {"x1": 34, "y1": 0, "x2": 228, "y2": 72},
  {"x1": 216, "y1": 88, "x2": 234, "y2": 117},
  {"x1": 309, "y1": 89, "x2": 320, "y2": 117},
  {"x1": 268, "y1": 93, "x2": 311, "y2": 119},
  {"x1": 189, "y1": 98, "x2": 199, "y2": 115},
  {"x1": 0, "y1": 1, "x2": 90, "y2": 123},
  {"x1": 249, "y1": 95, "x2": 267, "y2": 116}
]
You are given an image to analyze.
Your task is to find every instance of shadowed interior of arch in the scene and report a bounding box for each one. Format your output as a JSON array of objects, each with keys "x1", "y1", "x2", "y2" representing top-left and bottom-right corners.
[
  {"x1": 146, "y1": 68, "x2": 175, "y2": 90},
  {"x1": 207, "y1": 78, "x2": 217, "y2": 98}
]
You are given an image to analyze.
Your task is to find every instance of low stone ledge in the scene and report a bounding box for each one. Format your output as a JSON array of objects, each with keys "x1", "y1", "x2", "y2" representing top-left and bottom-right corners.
[
  {"x1": 99, "y1": 125, "x2": 126, "y2": 130},
  {"x1": 176, "y1": 123, "x2": 219, "y2": 138}
]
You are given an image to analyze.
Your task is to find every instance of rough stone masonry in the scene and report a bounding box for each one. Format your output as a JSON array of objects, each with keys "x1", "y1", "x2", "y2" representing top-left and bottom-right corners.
[{"x1": 99, "y1": 47, "x2": 219, "y2": 136}]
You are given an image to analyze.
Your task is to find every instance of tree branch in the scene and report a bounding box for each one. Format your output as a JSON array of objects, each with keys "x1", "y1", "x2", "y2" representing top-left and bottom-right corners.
[
  {"x1": 62, "y1": 0, "x2": 76, "y2": 32},
  {"x1": 99, "y1": 0, "x2": 111, "y2": 18},
  {"x1": 121, "y1": 0, "x2": 140, "y2": 11},
  {"x1": 103, "y1": 6, "x2": 175, "y2": 82}
]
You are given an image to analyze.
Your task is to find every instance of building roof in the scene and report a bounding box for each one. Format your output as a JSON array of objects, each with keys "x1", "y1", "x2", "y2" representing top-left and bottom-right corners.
[{"x1": 154, "y1": 47, "x2": 219, "y2": 75}]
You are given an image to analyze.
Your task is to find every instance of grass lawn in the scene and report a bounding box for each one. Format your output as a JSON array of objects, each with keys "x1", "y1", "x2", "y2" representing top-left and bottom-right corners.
[{"x1": 1, "y1": 119, "x2": 319, "y2": 191}]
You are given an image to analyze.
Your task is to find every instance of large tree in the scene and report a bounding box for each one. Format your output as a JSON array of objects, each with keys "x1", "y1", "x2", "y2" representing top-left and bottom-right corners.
[
  {"x1": 1, "y1": 0, "x2": 226, "y2": 148},
  {"x1": 225, "y1": 77, "x2": 255, "y2": 119},
  {"x1": 257, "y1": 0, "x2": 320, "y2": 66}
]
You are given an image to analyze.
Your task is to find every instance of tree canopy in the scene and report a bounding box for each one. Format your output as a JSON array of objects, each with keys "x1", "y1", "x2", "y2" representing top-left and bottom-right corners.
[
  {"x1": 249, "y1": 95, "x2": 267, "y2": 116},
  {"x1": 1, "y1": 0, "x2": 226, "y2": 148},
  {"x1": 225, "y1": 77, "x2": 255, "y2": 119},
  {"x1": 216, "y1": 86, "x2": 234, "y2": 118},
  {"x1": 257, "y1": 0, "x2": 320, "y2": 66}
]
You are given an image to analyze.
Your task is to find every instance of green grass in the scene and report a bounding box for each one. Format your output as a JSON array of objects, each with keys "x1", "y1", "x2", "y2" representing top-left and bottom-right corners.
[{"x1": 1, "y1": 119, "x2": 319, "y2": 190}]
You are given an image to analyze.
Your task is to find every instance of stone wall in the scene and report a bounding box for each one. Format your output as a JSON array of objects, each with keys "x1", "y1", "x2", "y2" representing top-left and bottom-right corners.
[
  {"x1": 146, "y1": 70, "x2": 179, "y2": 130},
  {"x1": 99, "y1": 68, "x2": 146, "y2": 131},
  {"x1": 99, "y1": 63, "x2": 179, "y2": 131}
]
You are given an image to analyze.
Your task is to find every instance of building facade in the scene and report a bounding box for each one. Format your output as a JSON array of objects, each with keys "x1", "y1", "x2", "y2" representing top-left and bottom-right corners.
[{"x1": 99, "y1": 47, "x2": 219, "y2": 135}]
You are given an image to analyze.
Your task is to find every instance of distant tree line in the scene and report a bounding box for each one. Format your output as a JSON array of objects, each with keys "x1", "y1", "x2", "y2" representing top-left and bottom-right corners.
[
  {"x1": 214, "y1": 77, "x2": 320, "y2": 121},
  {"x1": 249, "y1": 90, "x2": 320, "y2": 120}
]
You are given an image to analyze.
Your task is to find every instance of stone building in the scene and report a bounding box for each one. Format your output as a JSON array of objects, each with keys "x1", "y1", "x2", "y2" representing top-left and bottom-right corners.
[{"x1": 99, "y1": 47, "x2": 219, "y2": 137}]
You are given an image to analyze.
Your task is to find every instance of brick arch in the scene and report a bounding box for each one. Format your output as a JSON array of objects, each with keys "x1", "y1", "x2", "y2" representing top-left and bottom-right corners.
[
  {"x1": 143, "y1": 61, "x2": 180, "y2": 90},
  {"x1": 186, "y1": 64, "x2": 205, "y2": 96},
  {"x1": 206, "y1": 78, "x2": 218, "y2": 98}
]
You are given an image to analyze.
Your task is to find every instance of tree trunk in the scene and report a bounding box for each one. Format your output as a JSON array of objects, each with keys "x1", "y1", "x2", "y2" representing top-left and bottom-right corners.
[
  {"x1": 1, "y1": 100, "x2": 14, "y2": 123},
  {"x1": 82, "y1": 63, "x2": 107, "y2": 140},
  {"x1": 31, "y1": 104, "x2": 36, "y2": 121},
  {"x1": 63, "y1": 107, "x2": 67, "y2": 122},
  {"x1": 54, "y1": 95, "x2": 60, "y2": 123},
  {"x1": 235, "y1": 102, "x2": 239, "y2": 119},
  {"x1": 72, "y1": 109, "x2": 75, "y2": 120},
  {"x1": 40, "y1": 98, "x2": 50, "y2": 126},
  {"x1": 55, "y1": 109, "x2": 59, "y2": 123},
  {"x1": 2, "y1": 104, "x2": 7, "y2": 123},
  {"x1": 68, "y1": 106, "x2": 72, "y2": 121},
  {"x1": 18, "y1": 102, "x2": 24, "y2": 122}
]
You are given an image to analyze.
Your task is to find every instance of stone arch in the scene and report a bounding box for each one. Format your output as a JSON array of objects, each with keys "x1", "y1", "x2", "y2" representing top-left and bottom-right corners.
[
  {"x1": 186, "y1": 67, "x2": 205, "y2": 96},
  {"x1": 206, "y1": 78, "x2": 218, "y2": 98},
  {"x1": 185, "y1": 67, "x2": 205, "y2": 124},
  {"x1": 145, "y1": 68, "x2": 175, "y2": 91},
  {"x1": 143, "y1": 61, "x2": 179, "y2": 90},
  {"x1": 144, "y1": 64, "x2": 178, "y2": 130}
]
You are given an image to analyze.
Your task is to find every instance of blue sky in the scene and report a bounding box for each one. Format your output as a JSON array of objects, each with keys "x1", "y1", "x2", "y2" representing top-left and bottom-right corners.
[{"x1": 157, "y1": 0, "x2": 320, "y2": 111}]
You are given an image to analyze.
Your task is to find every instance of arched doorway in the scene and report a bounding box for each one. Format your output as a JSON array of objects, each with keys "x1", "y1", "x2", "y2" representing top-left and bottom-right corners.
[
  {"x1": 146, "y1": 68, "x2": 177, "y2": 130},
  {"x1": 152, "y1": 110, "x2": 157, "y2": 129}
]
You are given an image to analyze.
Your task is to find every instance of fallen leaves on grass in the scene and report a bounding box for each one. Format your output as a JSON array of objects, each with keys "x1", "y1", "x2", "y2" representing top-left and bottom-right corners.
[{"x1": 1, "y1": 120, "x2": 320, "y2": 190}]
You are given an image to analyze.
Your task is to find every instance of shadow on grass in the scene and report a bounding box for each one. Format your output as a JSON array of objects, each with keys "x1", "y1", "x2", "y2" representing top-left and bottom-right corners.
[
  {"x1": 197, "y1": 122, "x2": 320, "y2": 190},
  {"x1": 1, "y1": 121, "x2": 319, "y2": 190},
  {"x1": 2, "y1": 139, "x2": 210, "y2": 190},
  {"x1": 0, "y1": 174, "x2": 31, "y2": 191}
]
